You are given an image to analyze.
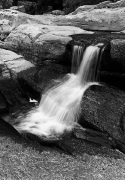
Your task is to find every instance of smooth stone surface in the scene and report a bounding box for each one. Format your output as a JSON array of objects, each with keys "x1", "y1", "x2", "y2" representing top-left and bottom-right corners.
[
  {"x1": 0, "y1": 24, "x2": 92, "y2": 64},
  {"x1": 0, "y1": 48, "x2": 35, "y2": 78},
  {"x1": 54, "y1": 6, "x2": 125, "y2": 31}
]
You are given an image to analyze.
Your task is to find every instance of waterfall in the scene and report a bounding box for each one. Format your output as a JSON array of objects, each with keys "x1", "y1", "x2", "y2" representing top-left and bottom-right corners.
[{"x1": 14, "y1": 45, "x2": 102, "y2": 139}]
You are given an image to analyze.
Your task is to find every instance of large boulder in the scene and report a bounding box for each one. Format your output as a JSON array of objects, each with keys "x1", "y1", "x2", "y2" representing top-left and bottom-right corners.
[
  {"x1": 0, "y1": 9, "x2": 55, "y2": 32},
  {"x1": 0, "y1": 24, "x2": 92, "y2": 64},
  {"x1": 80, "y1": 84, "x2": 125, "y2": 151},
  {"x1": 54, "y1": 6, "x2": 125, "y2": 32},
  {"x1": 0, "y1": 48, "x2": 35, "y2": 113},
  {"x1": 0, "y1": 48, "x2": 35, "y2": 78}
]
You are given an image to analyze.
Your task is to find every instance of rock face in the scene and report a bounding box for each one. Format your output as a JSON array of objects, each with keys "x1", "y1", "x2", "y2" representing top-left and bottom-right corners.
[
  {"x1": 71, "y1": 33, "x2": 125, "y2": 71},
  {"x1": 70, "y1": 32, "x2": 125, "y2": 90},
  {"x1": 0, "y1": 48, "x2": 34, "y2": 78},
  {"x1": 60, "y1": 7, "x2": 125, "y2": 31},
  {"x1": 0, "y1": 24, "x2": 92, "y2": 64},
  {"x1": 0, "y1": 9, "x2": 55, "y2": 30},
  {"x1": 80, "y1": 85, "x2": 125, "y2": 151},
  {"x1": 17, "y1": 61, "x2": 70, "y2": 100},
  {"x1": 0, "y1": 48, "x2": 35, "y2": 113},
  {"x1": 52, "y1": 0, "x2": 125, "y2": 32}
]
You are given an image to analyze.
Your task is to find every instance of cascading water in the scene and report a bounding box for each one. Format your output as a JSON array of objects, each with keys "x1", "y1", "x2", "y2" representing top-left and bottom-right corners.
[{"x1": 13, "y1": 45, "x2": 102, "y2": 138}]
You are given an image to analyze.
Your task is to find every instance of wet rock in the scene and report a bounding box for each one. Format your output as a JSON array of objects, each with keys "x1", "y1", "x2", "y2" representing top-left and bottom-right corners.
[
  {"x1": 99, "y1": 71, "x2": 125, "y2": 91},
  {"x1": 71, "y1": 33, "x2": 125, "y2": 72},
  {"x1": 0, "y1": 78, "x2": 28, "y2": 113},
  {"x1": 68, "y1": 33, "x2": 125, "y2": 90},
  {"x1": 0, "y1": 117, "x2": 22, "y2": 139},
  {"x1": 110, "y1": 39, "x2": 125, "y2": 72},
  {"x1": 80, "y1": 84, "x2": 125, "y2": 151},
  {"x1": 0, "y1": 24, "x2": 90, "y2": 64},
  {"x1": 0, "y1": 93, "x2": 6, "y2": 113},
  {"x1": 17, "y1": 61, "x2": 70, "y2": 100}
]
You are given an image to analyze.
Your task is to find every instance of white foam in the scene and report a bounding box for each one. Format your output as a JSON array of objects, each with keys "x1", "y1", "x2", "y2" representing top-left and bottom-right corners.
[{"x1": 14, "y1": 46, "x2": 100, "y2": 138}]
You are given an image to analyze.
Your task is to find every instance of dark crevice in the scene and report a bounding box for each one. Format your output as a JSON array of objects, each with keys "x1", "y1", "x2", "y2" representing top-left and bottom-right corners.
[{"x1": 17, "y1": 77, "x2": 41, "y2": 101}]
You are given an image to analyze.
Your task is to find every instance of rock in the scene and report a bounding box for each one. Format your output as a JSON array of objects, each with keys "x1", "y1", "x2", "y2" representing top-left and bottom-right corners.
[
  {"x1": 54, "y1": 6, "x2": 125, "y2": 31},
  {"x1": 0, "y1": 9, "x2": 55, "y2": 33},
  {"x1": 70, "y1": 5, "x2": 95, "y2": 15},
  {"x1": 71, "y1": 33, "x2": 125, "y2": 72},
  {"x1": 0, "y1": 48, "x2": 35, "y2": 113},
  {"x1": 0, "y1": 19, "x2": 12, "y2": 41},
  {"x1": 50, "y1": 10, "x2": 65, "y2": 15},
  {"x1": 80, "y1": 84, "x2": 125, "y2": 151},
  {"x1": 0, "y1": 19, "x2": 12, "y2": 34},
  {"x1": 0, "y1": 48, "x2": 35, "y2": 78},
  {"x1": 71, "y1": 0, "x2": 125, "y2": 14},
  {"x1": 0, "y1": 24, "x2": 92, "y2": 64},
  {"x1": 0, "y1": 117, "x2": 22, "y2": 139},
  {"x1": 10, "y1": 5, "x2": 26, "y2": 13},
  {"x1": 69, "y1": 33, "x2": 125, "y2": 90},
  {"x1": 17, "y1": 61, "x2": 70, "y2": 100},
  {"x1": 105, "y1": 0, "x2": 125, "y2": 8},
  {"x1": 99, "y1": 71, "x2": 125, "y2": 91},
  {"x1": 0, "y1": 58, "x2": 11, "y2": 78},
  {"x1": 110, "y1": 39, "x2": 125, "y2": 72},
  {"x1": 94, "y1": 1, "x2": 111, "y2": 9}
]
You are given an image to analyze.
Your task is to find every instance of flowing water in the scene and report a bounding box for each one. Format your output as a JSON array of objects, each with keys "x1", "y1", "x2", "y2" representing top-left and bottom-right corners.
[{"x1": 14, "y1": 45, "x2": 102, "y2": 138}]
